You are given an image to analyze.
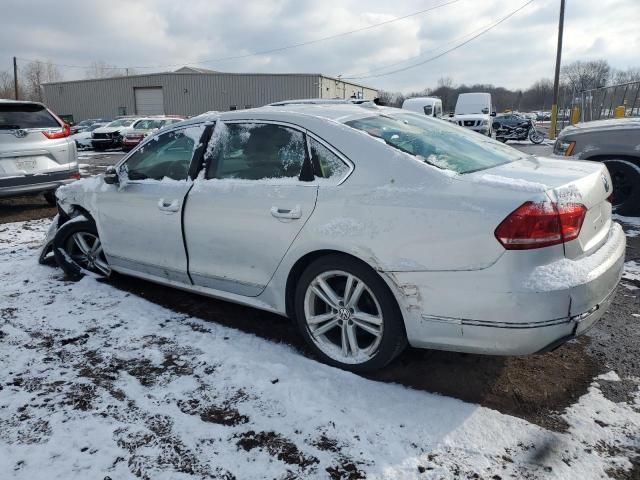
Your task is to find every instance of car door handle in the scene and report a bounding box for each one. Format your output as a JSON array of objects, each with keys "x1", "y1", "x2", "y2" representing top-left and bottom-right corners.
[
  {"x1": 270, "y1": 205, "x2": 302, "y2": 219},
  {"x1": 157, "y1": 198, "x2": 181, "y2": 213}
]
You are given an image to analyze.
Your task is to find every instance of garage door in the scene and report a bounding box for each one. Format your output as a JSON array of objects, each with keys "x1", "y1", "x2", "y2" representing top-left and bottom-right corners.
[{"x1": 134, "y1": 87, "x2": 164, "y2": 115}]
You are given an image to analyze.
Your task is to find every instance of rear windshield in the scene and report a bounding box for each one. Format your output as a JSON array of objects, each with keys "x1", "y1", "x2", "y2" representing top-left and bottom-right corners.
[
  {"x1": 344, "y1": 112, "x2": 524, "y2": 174},
  {"x1": 0, "y1": 103, "x2": 60, "y2": 130},
  {"x1": 107, "y1": 119, "x2": 135, "y2": 128}
]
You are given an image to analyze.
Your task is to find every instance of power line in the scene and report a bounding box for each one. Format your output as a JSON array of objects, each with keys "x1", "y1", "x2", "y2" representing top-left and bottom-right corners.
[
  {"x1": 342, "y1": 0, "x2": 534, "y2": 80},
  {"x1": 16, "y1": 0, "x2": 461, "y2": 71}
]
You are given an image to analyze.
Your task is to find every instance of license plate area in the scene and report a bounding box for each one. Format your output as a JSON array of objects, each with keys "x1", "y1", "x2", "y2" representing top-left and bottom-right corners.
[{"x1": 15, "y1": 159, "x2": 37, "y2": 171}]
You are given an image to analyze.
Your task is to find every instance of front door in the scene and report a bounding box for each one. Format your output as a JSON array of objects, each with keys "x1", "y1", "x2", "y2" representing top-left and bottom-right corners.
[
  {"x1": 96, "y1": 124, "x2": 206, "y2": 283},
  {"x1": 184, "y1": 121, "x2": 317, "y2": 296}
]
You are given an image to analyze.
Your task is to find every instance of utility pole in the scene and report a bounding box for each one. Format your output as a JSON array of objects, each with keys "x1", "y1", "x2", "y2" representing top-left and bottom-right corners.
[
  {"x1": 549, "y1": 0, "x2": 565, "y2": 140},
  {"x1": 13, "y1": 56, "x2": 19, "y2": 100}
]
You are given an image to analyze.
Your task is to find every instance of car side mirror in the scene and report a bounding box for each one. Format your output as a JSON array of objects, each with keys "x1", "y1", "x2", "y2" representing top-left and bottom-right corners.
[
  {"x1": 490, "y1": 111, "x2": 497, "y2": 117},
  {"x1": 104, "y1": 166, "x2": 119, "y2": 185}
]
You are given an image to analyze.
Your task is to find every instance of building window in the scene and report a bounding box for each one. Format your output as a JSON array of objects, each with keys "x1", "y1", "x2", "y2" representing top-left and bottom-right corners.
[{"x1": 229, "y1": 105, "x2": 237, "y2": 111}]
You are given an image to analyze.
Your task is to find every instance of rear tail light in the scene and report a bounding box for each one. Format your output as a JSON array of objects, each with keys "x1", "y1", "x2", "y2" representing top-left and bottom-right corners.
[
  {"x1": 42, "y1": 123, "x2": 71, "y2": 139},
  {"x1": 495, "y1": 201, "x2": 587, "y2": 250},
  {"x1": 70, "y1": 171, "x2": 81, "y2": 180}
]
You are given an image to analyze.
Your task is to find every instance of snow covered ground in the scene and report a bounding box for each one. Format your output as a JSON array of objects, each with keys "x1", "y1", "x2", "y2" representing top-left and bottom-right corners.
[{"x1": 1, "y1": 219, "x2": 639, "y2": 479}]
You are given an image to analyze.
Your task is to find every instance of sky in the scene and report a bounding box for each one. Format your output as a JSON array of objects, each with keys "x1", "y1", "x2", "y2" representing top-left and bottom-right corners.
[{"x1": 2, "y1": 0, "x2": 639, "y2": 93}]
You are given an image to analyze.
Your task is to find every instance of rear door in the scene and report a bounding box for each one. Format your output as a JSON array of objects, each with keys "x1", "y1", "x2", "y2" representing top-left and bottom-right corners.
[
  {"x1": 95, "y1": 124, "x2": 206, "y2": 283},
  {"x1": 184, "y1": 121, "x2": 318, "y2": 296},
  {"x1": 0, "y1": 102, "x2": 73, "y2": 179}
]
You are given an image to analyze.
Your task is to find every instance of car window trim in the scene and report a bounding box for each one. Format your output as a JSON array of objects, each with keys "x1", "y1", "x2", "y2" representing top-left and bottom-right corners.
[{"x1": 204, "y1": 119, "x2": 316, "y2": 185}]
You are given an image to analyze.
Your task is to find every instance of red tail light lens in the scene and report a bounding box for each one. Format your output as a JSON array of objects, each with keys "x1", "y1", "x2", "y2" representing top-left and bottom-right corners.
[
  {"x1": 495, "y1": 201, "x2": 587, "y2": 250},
  {"x1": 43, "y1": 123, "x2": 71, "y2": 139},
  {"x1": 70, "y1": 171, "x2": 81, "y2": 180}
]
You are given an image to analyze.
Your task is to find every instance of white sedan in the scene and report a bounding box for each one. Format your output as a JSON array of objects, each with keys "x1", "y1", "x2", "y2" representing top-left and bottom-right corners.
[{"x1": 40, "y1": 104, "x2": 624, "y2": 372}]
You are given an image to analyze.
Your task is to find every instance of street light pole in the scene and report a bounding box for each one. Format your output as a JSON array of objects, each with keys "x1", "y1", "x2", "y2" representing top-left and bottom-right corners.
[
  {"x1": 13, "y1": 56, "x2": 19, "y2": 100},
  {"x1": 549, "y1": 0, "x2": 566, "y2": 140}
]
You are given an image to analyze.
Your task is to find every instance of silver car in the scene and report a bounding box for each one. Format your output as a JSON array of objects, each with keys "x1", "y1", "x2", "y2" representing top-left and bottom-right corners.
[
  {"x1": 1, "y1": 100, "x2": 79, "y2": 204},
  {"x1": 554, "y1": 117, "x2": 640, "y2": 216},
  {"x1": 40, "y1": 104, "x2": 624, "y2": 372}
]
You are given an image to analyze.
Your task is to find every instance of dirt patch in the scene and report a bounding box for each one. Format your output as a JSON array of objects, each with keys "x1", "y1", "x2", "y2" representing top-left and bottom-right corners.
[
  {"x1": 178, "y1": 398, "x2": 249, "y2": 427},
  {"x1": 236, "y1": 430, "x2": 319, "y2": 470},
  {"x1": 0, "y1": 195, "x2": 56, "y2": 224}
]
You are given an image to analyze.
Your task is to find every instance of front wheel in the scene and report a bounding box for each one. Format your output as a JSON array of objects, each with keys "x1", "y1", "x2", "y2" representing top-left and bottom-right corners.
[
  {"x1": 53, "y1": 217, "x2": 111, "y2": 280},
  {"x1": 529, "y1": 129, "x2": 544, "y2": 144},
  {"x1": 294, "y1": 255, "x2": 407, "y2": 372}
]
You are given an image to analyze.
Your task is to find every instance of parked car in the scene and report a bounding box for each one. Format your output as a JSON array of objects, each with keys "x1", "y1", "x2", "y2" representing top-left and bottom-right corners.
[
  {"x1": 70, "y1": 122, "x2": 108, "y2": 149},
  {"x1": 71, "y1": 118, "x2": 111, "y2": 134},
  {"x1": 91, "y1": 117, "x2": 140, "y2": 150},
  {"x1": 0, "y1": 99, "x2": 79, "y2": 205},
  {"x1": 401, "y1": 97, "x2": 443, "y2": 118},
  {"x1": 554, "y1": 117, "x2": 640, "y2": 215},
  {"x1": 121, "y1": 117, "x2": 184, "y2": 151},
  {"x1": 41, "y1": 104, "x2": 623, "y2": 372},
  {"x1": 450, "y1": 92, "x2": 496, "y2": 136}
]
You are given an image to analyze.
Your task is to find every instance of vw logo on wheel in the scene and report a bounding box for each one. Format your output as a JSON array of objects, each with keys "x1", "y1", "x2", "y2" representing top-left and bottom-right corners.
[
  {"x1": 602, "y1": 174, "x2": 610, "y2": 193},
  {"x1": 13, "y1": 129, "x2": 28, "y2": 138}
]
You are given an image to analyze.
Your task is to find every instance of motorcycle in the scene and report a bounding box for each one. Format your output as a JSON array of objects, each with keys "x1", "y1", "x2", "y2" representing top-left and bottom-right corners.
[{"x1": 493, "y1": 119, "x2": 544, "y2": 144}]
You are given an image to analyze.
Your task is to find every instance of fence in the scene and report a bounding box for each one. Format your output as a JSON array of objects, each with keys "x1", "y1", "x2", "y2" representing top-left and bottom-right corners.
[{"x1": 556, "y1": 80, "x2": 640, "y2": 130}]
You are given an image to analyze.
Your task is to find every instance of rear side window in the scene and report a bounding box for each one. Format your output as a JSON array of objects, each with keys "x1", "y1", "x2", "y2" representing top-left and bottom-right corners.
[
  {"x1": 207, "y1": 123, "x2": 306, "y2": 180},
  {"x1": 309, "y1": 138, "x2": 349, "y2": 179},
  {"x1": 0, "y1": 104, "x2": 60, "y2": 129}
]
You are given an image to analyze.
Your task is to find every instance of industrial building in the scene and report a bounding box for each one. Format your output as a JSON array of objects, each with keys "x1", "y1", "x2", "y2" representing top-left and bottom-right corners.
[{"x1": 41, "y1": 69, "x2": 378, "y2": 122}]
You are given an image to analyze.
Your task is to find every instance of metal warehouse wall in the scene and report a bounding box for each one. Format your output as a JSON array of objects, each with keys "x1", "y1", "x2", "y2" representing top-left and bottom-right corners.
[
  {"x1": 41, "y1": 73, "x2": 322, "y2": 121},
  {"x1": 319, "y1": 76, "x2": 377, "y2": 100}
]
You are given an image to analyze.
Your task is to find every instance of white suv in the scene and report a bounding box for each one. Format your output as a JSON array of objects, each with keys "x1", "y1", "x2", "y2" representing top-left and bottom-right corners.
[{"x1": 0, "y1": 100, "x2": 79, "y2": 204}]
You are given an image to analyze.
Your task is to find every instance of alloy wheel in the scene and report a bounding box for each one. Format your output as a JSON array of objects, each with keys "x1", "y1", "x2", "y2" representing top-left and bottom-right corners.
[
  {"x1": 64, "y1": 232, "x2": 111, "y2": 276},
  {"x1": 303, "y1": 270, "x2": 383, "y2": 364}
]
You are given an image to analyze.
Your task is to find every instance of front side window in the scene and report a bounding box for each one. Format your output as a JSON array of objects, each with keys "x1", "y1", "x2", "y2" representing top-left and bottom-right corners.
[
  {"x1": 309, "y1": 138, "x2": 349, "y2": 180},
  {"x1": 122, "y1": 126, "x2": 204, "y2": 181},
  {"x1": 423, "y1": 105, "x2": 433, "y2": 116},
  {"x1": 133, "y1": 119, "x2": 164, "y2": 130},
  {"x1": 207, "y1": 123, "x2": 306, "y2": 181},
  {"x1": 345, "y1": 112, "x2": 524, "y2": 174}
]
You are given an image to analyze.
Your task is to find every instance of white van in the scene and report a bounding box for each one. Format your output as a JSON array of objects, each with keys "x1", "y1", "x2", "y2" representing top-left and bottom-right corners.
[
  {"x1": 451, "y1": 93, "x2": 495, "y2": 136},
  {"x1": 401, "y1": 97, "x2": 443, "y2": 118}
]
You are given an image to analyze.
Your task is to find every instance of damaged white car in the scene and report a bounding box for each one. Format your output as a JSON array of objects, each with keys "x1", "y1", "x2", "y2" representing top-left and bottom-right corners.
[{"x1": 40, "y1": 104, "x2": 625, "y2": 372}]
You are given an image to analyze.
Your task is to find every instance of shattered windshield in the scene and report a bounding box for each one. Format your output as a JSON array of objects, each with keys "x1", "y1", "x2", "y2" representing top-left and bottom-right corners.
[{"x1": 345, "y1": 112, "x2": 523, "y2": 174}]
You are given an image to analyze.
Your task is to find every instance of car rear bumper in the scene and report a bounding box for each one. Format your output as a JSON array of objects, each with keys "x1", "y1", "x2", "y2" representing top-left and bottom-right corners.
[
  {"x1": 0, "y1": 170, "x2": 79, "y2": 197},
  {"x1": 386, "y1": 222, "x2": 625, "y2": 355}
]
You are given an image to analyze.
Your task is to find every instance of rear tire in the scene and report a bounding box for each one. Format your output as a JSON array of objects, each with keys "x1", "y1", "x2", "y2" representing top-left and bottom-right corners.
[
  {"x1": 294, "y1": 254, "x2": 407, "y2": 373},
  {"x1": 53, "y1": 217, "x2": 111, "y2": 281},
  {"x1": 604, "y1": 159, "x2": 640, "y2": 216}
]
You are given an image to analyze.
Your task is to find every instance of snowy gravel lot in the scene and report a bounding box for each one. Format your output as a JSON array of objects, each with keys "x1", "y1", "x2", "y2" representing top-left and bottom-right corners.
[
  {"x1": 0, "y1": 221, "x2": 639, "y2": 479},
  {"x1": 1, "y1": 143, "x2": 640, "y2": 479}
]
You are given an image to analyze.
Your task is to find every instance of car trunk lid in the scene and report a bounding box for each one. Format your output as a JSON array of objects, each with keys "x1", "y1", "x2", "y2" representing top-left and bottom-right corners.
[{"x1": 464, "y1": 156, "x2": 612, "y2": 259}]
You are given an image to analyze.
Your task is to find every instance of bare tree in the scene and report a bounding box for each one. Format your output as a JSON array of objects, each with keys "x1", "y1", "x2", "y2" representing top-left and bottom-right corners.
[
  {"x1": 20, "y1": 60, "x2": 62, "y2": 101},
  {"x1": 561, "y1": 59, "x2": 611, "y2": 92},
  {"x1": 0, "y1": 70, "x2": 14, "y2": 99},
  {"x1": 612, "y1": 67, "x2": 640, "y2": 84},
  {"x1": 85, "y1": 61, "x2": 133, "y2": 79}
]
